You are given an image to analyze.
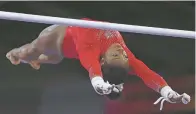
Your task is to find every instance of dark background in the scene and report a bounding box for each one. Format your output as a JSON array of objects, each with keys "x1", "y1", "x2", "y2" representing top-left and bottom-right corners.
[{"x1": 0, "y1": 1, "x2": 195, "y2": 114}]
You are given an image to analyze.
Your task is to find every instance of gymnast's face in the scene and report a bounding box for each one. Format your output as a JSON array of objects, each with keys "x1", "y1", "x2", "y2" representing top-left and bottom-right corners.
[{"x1": 101, "y1": 43, "x2": 129, "y2": 70}]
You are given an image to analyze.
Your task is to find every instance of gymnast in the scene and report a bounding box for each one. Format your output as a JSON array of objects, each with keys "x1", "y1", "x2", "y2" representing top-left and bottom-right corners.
[{"x1": 6, "y1": 18, "x2": 190, "y2": 110}]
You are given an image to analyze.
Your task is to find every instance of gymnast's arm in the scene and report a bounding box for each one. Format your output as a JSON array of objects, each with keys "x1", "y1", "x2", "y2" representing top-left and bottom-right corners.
[
  {"x1": 122, "y1": 44, "x2": 191, "y2": 110},
  {"x1": 77, "y1": 45, "x2": 120, "y2": 95},
  {"x1": 122, "y1": 45, "x2": 168, "y2": 92},
  {"x1": 77, "y1": 46, "x2": 103, "y2": 79}
]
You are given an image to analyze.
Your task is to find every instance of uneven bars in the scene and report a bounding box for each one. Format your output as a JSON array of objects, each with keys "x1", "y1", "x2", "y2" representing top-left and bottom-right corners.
[{"x1": 0, "y1": 11, "x2": 195, "y2": 39}]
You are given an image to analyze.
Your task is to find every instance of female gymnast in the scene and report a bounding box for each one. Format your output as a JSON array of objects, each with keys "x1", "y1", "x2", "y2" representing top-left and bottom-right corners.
[{"x1": 6, "y1": 18, "x2": 190, "y2": 110}]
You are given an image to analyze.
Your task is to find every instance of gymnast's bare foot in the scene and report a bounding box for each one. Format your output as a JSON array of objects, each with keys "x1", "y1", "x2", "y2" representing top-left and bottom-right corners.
[
  {"x1": 6, "y1": 25, "x2": 66, "y2": 70},
  {"x1": 6, "y1": 48, "x2": 22, "y2": 65},
  {"x1": 6, "y1": 44, "x2": 41, "y2": 70}
]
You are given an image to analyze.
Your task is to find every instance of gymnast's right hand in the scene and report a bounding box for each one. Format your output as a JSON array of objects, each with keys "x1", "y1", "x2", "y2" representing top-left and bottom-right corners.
[{"x1": 91, "y1": 76, "x2": 119, "y2": 95}]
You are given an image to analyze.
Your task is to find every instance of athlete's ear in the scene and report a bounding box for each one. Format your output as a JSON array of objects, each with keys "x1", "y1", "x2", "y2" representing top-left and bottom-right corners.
[{"x1": 100, "y1": 57, "x2": 105, "y2": 66}]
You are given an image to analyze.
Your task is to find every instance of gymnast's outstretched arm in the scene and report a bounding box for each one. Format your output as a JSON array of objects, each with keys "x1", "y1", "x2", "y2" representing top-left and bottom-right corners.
[{"x1": 122, "y1": 44, "x2": 190, "y2": 110}]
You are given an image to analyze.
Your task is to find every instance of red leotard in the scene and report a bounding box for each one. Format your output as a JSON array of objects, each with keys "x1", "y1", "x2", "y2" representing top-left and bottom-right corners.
[{"x1": 62, "y1": 18, "x2": 167, "y2": 92}]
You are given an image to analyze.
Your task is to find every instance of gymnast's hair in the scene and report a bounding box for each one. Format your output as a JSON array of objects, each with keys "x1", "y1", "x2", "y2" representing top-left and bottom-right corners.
[{"x1": 101, "y1": 63, "x2": 129, "y2": 85}]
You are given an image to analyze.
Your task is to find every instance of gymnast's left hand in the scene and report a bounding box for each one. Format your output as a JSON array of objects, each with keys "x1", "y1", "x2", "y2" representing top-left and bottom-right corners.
[{"x1": 154, "y1": 86, "x2": 191, "y2": 110}]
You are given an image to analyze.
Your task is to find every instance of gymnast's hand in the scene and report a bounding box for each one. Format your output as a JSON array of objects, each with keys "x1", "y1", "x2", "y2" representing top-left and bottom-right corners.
[
  {"x1": 154, "y1": 86, "x2": 191, "y2": 110},
  {"x1": 91, "y1": 76, "x2": 120, "y2": 95}
]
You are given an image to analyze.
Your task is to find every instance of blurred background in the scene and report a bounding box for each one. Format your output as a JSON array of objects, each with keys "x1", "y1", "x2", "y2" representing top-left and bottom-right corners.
[{"x1": 0, "y1": 1, "x2": 195, "y2": 114}]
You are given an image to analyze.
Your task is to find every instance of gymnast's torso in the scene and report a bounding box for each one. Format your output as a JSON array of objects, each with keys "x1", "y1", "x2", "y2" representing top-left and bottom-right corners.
[{"x1": 61, "y1": 18, "x2": 126, "y2": 59}]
